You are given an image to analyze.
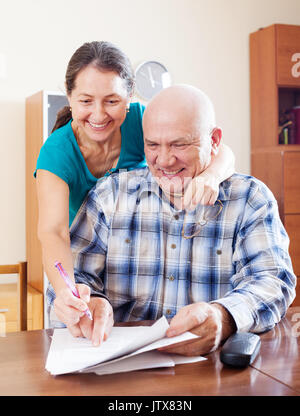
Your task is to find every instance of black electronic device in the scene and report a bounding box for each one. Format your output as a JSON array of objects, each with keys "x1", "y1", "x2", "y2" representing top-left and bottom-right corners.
[{"x1": 220, "y1": 332, "x2": 261, "y2": 368}]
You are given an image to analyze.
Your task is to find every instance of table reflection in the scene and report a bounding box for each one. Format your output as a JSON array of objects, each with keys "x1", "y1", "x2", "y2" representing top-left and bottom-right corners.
[{"x1": 252, "y1": 308, "x2": 300, "y2": 390}]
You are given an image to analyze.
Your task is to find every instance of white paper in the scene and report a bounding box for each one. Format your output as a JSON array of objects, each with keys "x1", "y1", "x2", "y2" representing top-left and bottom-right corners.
[
  {"x1": 89, "y1": 352, "x2": 206, "y2": 376},
  {"x1": 45, "y1": 316, "x2": 206, "y2": 376},
  {"x1": 92, "y1": 351, "x2": 175, "y2": 375}
]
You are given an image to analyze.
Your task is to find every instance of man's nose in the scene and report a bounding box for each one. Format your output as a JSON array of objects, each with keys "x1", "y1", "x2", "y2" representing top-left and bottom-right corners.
[{"x1": 156, "y1": 148, "x2": 176, "y2": 167}]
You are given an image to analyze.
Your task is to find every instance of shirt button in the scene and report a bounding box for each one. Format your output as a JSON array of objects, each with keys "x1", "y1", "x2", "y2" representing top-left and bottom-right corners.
[
  {"x1": 216, "y1": 249, "x2": 222, "y2": 255},
  {"x1": 171, "y1": 244, "x2": 176, "y2": 249},
  {"x1": 166, "y1": 309, "x2": 172, "y2": 315},
  {"x1": 168, "y1": 275, "x2": 175, "y2": 281},
  {"x1": 199, "y1": 219, "x2": 207, "y2": 226},
  {"x1": 174, "y1": 214, "x2": 179, "y2": 220},
  {"x1": 125, "y1": 238, "x2": 131, "y2": 244}
]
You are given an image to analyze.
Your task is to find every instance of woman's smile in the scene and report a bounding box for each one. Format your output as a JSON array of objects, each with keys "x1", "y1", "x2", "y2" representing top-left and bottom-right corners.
[{"x1": 87, "y1": 119, "x2": 112, "y2": 131}]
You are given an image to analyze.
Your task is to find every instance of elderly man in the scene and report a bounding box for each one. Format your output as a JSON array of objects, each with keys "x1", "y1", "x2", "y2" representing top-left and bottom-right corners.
[{"x1": 52, "y1": 85, "x2": 296, "y2": 355}]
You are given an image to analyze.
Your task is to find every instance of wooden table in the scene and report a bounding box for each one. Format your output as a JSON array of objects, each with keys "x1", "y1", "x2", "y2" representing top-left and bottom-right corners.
[{"x1": 0, "y1": 307, "x2": 300, "y2": 396}]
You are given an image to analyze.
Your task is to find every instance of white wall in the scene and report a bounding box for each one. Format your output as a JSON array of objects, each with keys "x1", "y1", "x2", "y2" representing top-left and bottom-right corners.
[{"x1": 0, "y1": 0, "x2": 299, "y2": 265}]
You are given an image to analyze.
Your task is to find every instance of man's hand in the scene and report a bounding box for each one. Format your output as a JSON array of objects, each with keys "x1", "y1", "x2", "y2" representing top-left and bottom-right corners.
[
  {"x1": 158, "y1": 302, "x2": 236, "y2": 356},
  {"x1": 54, "y1": 284, "x2": 114, "y2": 346}
]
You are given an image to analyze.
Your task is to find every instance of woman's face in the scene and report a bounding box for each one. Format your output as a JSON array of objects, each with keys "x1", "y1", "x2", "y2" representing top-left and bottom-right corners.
[{"x1": 68, "y1": 65, "x2": 130, "y2": 143}]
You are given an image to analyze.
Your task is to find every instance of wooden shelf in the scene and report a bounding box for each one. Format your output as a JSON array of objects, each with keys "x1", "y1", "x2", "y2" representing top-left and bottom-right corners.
[{"x1": 251, "y1": 145, "x2": 300, "y2": 154}]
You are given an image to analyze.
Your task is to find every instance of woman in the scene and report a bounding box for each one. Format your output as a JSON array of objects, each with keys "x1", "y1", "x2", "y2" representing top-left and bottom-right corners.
[{"x1": 35, "y1": 41, "x2": 235, "y2": 340}]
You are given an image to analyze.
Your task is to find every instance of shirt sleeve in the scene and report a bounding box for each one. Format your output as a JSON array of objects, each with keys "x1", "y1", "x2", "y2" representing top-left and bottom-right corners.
[
  {"x1": 70, "y1": 190, "x2": 109, "y2": 300},
  {"x1": 214, "y1": 183, "x2": 296, "y2": 333},
  {"x1": 34, "y1": 142, "x2": 73, "y2": 185}
]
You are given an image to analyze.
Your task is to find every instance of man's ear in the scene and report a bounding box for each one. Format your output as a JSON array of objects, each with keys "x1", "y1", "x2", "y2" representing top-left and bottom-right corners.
[{"x1": 211, "y1": 127, "x2": 222, "y2": 156}]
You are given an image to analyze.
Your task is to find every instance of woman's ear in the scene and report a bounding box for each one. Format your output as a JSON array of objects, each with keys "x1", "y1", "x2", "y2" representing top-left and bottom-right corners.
[{"x1": 211, "y1": 127, "x2": 222, "y2": 156}]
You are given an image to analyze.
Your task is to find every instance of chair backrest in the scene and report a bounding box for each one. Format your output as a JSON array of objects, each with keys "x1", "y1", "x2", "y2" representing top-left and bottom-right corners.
[{"x1": 0, "y1": 262, "x2": 27, "y2": 331}]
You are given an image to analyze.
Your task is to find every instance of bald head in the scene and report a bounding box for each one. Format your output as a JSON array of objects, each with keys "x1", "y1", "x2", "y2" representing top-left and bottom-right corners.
[{"x1": 143, "y1": 84, "x2": 216, "y2": 142}]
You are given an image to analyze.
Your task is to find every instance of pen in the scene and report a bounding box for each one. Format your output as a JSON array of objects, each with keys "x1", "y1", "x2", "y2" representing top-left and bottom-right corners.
[{"x1": 54, "y1": 261, "x2": 93, "y2": 320}]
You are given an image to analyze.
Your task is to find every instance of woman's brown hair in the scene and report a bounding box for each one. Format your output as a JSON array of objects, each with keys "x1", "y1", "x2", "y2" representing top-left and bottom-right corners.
[{"x1": 51, "y1": 41, "x2": 135, "y2": 133}]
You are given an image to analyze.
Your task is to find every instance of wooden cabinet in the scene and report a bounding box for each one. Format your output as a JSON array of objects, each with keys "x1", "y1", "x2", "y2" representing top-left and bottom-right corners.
[
  {"x1": 26, "y1": 91, "x2": 68, "y2": 327},
  {"x1": 283, "y1": 152, "x2": 300, "y2": 277},
  {"x1": 250, "y1": 24, "x2": 300, "y2": 305},
  {"x1": 0, "y1": 284, "x2": 43, "y2": 332},
  {"x1": 283, "y1": 152, "x2": 300, "y2": 213},
  {"x1": 285, "y1": 216, "x2": 300, "y2": 276}
]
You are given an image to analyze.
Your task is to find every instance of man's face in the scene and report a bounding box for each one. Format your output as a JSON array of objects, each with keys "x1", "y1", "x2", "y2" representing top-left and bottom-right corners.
[{"x1": 144, "y1": 113, "x2": 213, "y2": 197}]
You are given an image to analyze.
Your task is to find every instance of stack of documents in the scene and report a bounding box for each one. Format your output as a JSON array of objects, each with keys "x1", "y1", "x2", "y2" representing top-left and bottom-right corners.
[{"x1": 46, "y1": 316, "x2": 206, "y2": 376}]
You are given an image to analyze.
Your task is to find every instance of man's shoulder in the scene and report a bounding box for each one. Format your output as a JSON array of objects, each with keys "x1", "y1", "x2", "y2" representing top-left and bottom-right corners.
[{"x1": 220, "y1": 173, "x2": 276, "y2": 205}]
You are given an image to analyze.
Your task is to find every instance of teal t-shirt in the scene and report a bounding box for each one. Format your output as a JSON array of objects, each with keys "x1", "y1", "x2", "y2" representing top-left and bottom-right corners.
[{"x1": 34, "y1": 102, "x2": 146, "y2": 226}]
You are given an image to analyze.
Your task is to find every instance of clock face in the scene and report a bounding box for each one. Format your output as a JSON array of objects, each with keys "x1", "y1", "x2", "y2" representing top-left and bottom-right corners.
[{"x1": 135, "y1": 61, "x2": 171, "y2": 101}]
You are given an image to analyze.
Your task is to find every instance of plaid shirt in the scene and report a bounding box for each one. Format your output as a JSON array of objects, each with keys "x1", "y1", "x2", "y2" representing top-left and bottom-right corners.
[{"x1": 59, "y1": 168, "x2": 295, "y2": 332}]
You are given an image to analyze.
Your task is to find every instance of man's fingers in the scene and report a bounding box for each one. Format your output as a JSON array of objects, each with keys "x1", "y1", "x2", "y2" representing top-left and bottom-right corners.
[
  {"x1": 161, "y1": 310, "x2": 220, "y2": 356},
  {"x1": 78, "y1": 314, "x2": 93, "y2": 340},
  {"x1": 68, "y1": 323, "x2": 84, "y2": 338},
  {"x1": 92, "y1": 315, "x2": 113, "y2": 346},
  {"x1": 166, "y1": 305, "x2": 208, "y2": 337},
  {"x1": 103, "y1": 312, "x2": 114, "y2": 341},
  {"x1": 159, "y1": 336, "x2": 213, "y2": 356},
  {"x1": 91, "y1": 299, "x2": 114, "y2": 346},
  {"x1": 92, "y1": 317, "x2": 106, "y2": 346},
  {"x1": 159, "y1": 339, "x2": 202, "y2": 356}
]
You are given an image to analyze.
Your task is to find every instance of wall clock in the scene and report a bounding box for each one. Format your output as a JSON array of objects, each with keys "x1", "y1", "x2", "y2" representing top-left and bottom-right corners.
[{"x1": 135, "y1": 61, "x2": 171, "y2": 101}]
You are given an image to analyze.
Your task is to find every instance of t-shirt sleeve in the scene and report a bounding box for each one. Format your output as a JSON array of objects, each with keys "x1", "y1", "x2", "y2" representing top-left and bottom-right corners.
[{"x1": 34, "y1": 142, "x2": 73, "y2": 185}]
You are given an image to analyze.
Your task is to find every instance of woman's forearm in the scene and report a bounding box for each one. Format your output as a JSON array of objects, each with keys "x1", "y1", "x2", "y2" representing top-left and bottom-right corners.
[
  {"x1": 204, "y1": 143, "x2": 235, "y2": 183},
  {"x1": 39, "y1": 230, "x2": 75, "y2": 296}
]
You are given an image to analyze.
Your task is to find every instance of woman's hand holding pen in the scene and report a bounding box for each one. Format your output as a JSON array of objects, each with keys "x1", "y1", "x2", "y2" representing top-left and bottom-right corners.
[
  {"x1": 54, "y1": 282, "x2": 90, "y2": 326},
  {"x1": 54, "y1": 284, "x2": 114, "y2": 346}
]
